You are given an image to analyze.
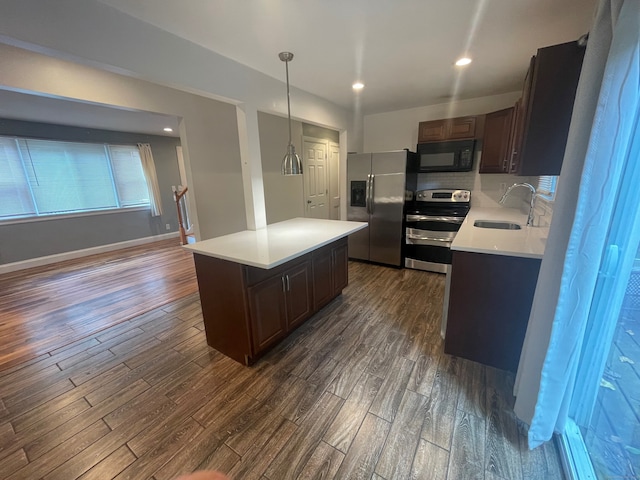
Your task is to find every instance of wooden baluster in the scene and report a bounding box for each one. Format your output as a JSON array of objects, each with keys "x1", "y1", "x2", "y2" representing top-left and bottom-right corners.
[{"x1": 173, "y1": 186, "x2": 189, "y2": 245}]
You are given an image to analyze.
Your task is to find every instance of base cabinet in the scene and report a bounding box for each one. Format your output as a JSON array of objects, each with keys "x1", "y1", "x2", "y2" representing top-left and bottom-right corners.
[
  {"x1": 284, "y1": 261, "x2": 313, "y2": 330},
  {"x1": 312, "y1": 240, "x2": 349, "y2": 310},
  {"x1": 194, "y1": 237, "x2": 348, "y2": 365},
  {"x1": 332, "y1": 242, "x2": 348, "y2": 293},
  {"x1": 248, "y1": 275, "x2": 289, "y2": 353},
  {"x1": 444, "y1": 251, "x2": 541, "y2": 372}
]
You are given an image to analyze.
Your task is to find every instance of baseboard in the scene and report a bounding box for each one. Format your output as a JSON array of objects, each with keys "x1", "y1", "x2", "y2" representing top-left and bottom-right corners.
[{"x1": 0, "y1": 232, "x2": 181, "y2": 275}]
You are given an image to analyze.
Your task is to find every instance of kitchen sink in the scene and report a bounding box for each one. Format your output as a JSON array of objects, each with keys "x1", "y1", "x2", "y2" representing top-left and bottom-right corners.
[{"x1": 473, "y1": 220, "x2": 522, "y2": 230}]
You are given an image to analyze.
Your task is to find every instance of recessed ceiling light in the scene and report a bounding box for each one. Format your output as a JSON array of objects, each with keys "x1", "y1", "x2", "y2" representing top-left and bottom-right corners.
[
  {"x1": 455, "y1": 57, "x2": 472, "y2": 66},
  {"x1": 163, "y1": 127, "x2": 173, "y2": 132},
  {"x1": 352, "y1": 82, "x2": 364, "y2": 90}
]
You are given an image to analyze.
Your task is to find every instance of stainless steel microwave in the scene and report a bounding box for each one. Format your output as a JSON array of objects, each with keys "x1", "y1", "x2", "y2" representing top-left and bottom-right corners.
[{"x1": 416, "y1": 140, "x2": 475, "y2": 172}]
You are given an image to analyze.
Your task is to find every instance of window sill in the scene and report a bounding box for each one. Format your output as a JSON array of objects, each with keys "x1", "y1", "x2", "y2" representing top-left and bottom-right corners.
[{"x1": 0, "y1": 206, "x2": 151, "y2": 226}]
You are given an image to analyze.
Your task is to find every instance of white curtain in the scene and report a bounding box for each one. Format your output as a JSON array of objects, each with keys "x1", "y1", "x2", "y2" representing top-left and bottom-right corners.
[
  {"x1": 137, "y1": 143, "x2": 163, "y2": 217},
  {"x1": 514, "y1": 0, "x2": 639, "y2": 448}
]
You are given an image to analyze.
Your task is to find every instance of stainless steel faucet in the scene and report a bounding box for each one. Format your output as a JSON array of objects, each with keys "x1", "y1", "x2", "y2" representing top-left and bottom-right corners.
[{"x1": 499, "y1": 183, "x2": 537, "y2": 226}]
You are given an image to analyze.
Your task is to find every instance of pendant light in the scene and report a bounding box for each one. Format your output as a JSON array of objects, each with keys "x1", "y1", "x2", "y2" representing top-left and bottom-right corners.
[{"x1": 279, "y1": 51, "x2": 303, "y2": 175}]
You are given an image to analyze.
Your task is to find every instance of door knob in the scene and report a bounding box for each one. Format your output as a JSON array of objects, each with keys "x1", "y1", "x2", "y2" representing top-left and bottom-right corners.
[{"x1": 307, "y1": 200, "x2": 312, "y2": 204}]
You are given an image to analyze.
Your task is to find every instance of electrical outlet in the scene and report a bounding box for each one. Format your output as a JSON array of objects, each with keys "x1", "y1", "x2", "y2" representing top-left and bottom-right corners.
[
  {"x1": 500, "y1": 182, "x2": 506, "y2": 193},
  {"x1": 165, "y1": 223, "x2": 171, "y2": 230}
]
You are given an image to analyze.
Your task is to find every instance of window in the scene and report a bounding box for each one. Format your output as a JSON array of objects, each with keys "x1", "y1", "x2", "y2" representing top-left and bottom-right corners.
[
  {"x1": 537, "y1": 175, "x2": 558, "y2": 200},
  {"x1": 0, "y1": 137, "x2": 149, "y2": 220}
]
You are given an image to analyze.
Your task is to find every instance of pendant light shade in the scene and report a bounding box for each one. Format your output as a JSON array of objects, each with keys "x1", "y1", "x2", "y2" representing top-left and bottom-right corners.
[{"x1": 279, "y1": 51, "x2": 303, "y2": 176}]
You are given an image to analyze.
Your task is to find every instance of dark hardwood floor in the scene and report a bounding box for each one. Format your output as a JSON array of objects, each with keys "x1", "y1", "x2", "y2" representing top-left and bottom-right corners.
[
  {"x1": 0, "y1": 239, "x2": 198, "y2": 371},
  {"x1": 0, "y1": 248, "x2": 564, "y2": 479}
]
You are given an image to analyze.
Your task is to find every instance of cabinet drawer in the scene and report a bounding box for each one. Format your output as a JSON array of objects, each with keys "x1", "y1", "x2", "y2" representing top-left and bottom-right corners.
[{"x1": 244, "y1": 253, "x2": 311, "y2": 286}]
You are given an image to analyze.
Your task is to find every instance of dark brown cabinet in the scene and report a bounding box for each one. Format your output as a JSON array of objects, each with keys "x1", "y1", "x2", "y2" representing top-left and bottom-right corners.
[
  {"x1": 479, "y1": 41, "x2": 585, "y2": 175},
  {"x1": 507, "y1": 98, "x2": 525, "y2": 173},
  {"x1": 515, "y1": 41, "x2": 585, "y2": 175},
  {"x1": 248, "y1": 260, "x2": 312, "y2": 351},
  {"x1": 312, "y1": 239, "x2": 349, "y2": 310},
  {"x1": 444, "y1": 251, "x2": 541, "y2": 372},
  {"x1": 248, "y1": 275, "x2": 288, "y2": 353},
  {"x1": 332, "y1": 242, "x2": 348, "y2": 293},
  {"x1": 418, "y1": 116, "x2": 478, "y2": 143},
  {"x1": 284, "y1": 261, "x2": 313, "y2": 329},
  {"x1": 418, "y1": 119, "x2": 447, "y2": 142},
  {"x1": 194, "y1": 237, "x2": 348, "y2": 365},
  {"x1": 478, "y1": 107, "x2": 515, "y2": 173}
]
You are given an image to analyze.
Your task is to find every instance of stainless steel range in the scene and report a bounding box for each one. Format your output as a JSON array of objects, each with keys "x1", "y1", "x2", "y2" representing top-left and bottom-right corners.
[{"x1": 404, "y1": 189, "x2": 471, "y2": 273}]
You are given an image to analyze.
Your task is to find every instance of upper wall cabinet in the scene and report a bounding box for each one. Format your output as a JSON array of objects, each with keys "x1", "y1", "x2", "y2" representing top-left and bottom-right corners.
[
  {"x1": 478, "y1": 107, "x2": 515, "y2": 173},
  {"x1": 514, "y1": 41, "x2": 585, "y2": 175},
  {"x1": 418, "y1": 116, "x2": 478, "y2": 143}
]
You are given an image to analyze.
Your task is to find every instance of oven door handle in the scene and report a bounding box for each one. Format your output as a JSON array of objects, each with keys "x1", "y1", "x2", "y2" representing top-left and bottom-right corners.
[
  {"x1": 407, "y1": 234, "x2": 452, "y2": 242},
  {"x1": 405, "y1": 215, "x2": 464, "y2": 223}
]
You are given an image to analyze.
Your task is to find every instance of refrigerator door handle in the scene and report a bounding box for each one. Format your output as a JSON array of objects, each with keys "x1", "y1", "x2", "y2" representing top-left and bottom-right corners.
[
  {"x1": 365, "y1": 174, "x2": 372, "y2": 214},
  {"x1": 369, "y1": 174, "x2": 375, "y2": 215}
]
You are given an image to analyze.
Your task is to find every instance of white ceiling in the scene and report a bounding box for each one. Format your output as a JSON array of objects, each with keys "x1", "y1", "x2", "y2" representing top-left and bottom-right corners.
[
  {"x1": 97, "y1": 0, "x2": 597, "y2": 115},
  {"x1": 0, "y1": 1, "x2": 597, "y2": 134}
]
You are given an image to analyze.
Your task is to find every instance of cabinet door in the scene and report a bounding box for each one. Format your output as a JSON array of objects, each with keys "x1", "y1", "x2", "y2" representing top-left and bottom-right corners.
[
  {"x1": 312, "y1": 248, "x2": 333, "y2": 310},
  {"x1": 445, "y1": 251, "x2": 541, "y2": 372},
  {"x1": 479, "y1": 107, "x2": 515, "y2": 173},
  {"x1": 418, "y1": 119, "x2": 447, "y2": 142},
  {"x1": 332, "y1": 243, "x2": 349, "y2": 294},
  {"x1": 248, "y1": 276, "x2": 288, "y2": 354},
  {"x1": 285, "y1": 261, "x2": 313, "y2": 330},
  {"x1": 448, "y1": 116, "x2": 477, "y2": 140},
  {"x1": 512, "y1": 57, "x2": 535, "y2": 174},
  {"x1": 518, "y1": 42, "x2": 585, "y2": 175},
  {"x1": 508, "y1": 99, "x2": 524, "y2": 173}
]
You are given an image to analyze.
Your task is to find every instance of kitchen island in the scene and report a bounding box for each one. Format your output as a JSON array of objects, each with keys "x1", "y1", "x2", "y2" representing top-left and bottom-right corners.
[
  {"x1": 183, "y1": 218, "x2": 367, "y2": 365},
  {"x1": 444, "y1": 207, "x2": 548, "y2": 371}
]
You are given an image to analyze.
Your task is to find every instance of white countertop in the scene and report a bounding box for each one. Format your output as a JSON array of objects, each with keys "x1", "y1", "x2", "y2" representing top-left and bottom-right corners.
[
  {"x1": 452, "y1": 207, "x2": 548, "y2": 259},
  {"x1": 183, "y1": 218, "x2": 368, "y2": 269}
]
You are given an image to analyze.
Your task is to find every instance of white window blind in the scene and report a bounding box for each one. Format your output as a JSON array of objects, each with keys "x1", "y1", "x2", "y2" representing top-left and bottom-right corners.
[
  {"x1": 0, "y1": 138, "x2": 36, "y2": 218},
  {"x1": 109, "y1": 145, "x2": 150, "y2": 207},
  {"x1": 0, "y1": 136, "x2": 150, "y2": 220},
  {"x1": 538, "y1": 175, "x2": 558, "y2": 200},
  {"x1": 19, "y1": 139, "x2": 117, "y2": 215}
]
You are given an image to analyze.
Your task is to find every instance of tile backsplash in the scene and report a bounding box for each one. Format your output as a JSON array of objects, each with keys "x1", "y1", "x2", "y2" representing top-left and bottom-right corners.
[{"x1": 415, "y1": 151, "x2": 555, "y2": 226}]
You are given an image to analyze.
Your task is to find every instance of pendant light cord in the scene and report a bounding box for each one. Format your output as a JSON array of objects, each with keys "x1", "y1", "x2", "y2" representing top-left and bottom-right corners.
[{"x1": 285, "y1": 59, "x2": 293, "y2": 146}]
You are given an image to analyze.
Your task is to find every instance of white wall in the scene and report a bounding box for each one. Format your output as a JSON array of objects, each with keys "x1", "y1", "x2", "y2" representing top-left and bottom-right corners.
[
  {"x1": 363, "y1": 92, "x2": 537, "y2": 208},
  {"x1": 0, "y1": 43, "x2": 247, "y2": 241},
  {"x1": 0, "y1": 0, "x2": 355, "y2": 232},
  {"x1": 363, "y1": 92, "x2": 521, "y2": 152}
]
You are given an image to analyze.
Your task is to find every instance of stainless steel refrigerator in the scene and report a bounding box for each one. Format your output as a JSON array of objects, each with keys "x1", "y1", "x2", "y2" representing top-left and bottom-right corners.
[{"x1": 347, "y1": 150, "x2": 415, "y2": 267}]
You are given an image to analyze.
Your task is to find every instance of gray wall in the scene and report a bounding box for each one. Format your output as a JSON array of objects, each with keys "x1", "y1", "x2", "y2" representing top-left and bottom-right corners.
[
  {"x1": 258, "y1": 112, "x2": 341, "y2": 225},
  {"x1": 258, "y1": 112, "x2": 305, "y2": 225},
  {"x1": 0, "y1": 118, "x2": 181, "y2": 264}
]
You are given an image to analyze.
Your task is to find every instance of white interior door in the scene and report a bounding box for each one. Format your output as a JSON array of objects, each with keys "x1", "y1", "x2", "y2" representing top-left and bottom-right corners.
[
  {"x1": 303, "y1": 138, "x2": 329, "y2": 219},
  {"x1": 328, "y1": 142, "x2": 340, "y2": 220}
]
